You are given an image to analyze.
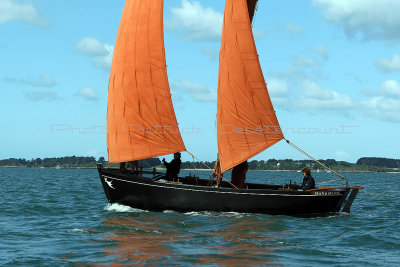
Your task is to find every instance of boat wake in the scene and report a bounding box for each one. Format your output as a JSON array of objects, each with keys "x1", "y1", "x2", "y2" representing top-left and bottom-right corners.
[{"x1": 104, "y1": 203, "x2": 148, "y2": 213}]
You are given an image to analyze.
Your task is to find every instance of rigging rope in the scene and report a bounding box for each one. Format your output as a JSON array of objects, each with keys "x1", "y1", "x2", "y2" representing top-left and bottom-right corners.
[
  {"x1": 183, "y1": 148, "x2": 400, "y2": 199},
  {"x1": 185, "y1": 150, "x2": 238, "y2": 189},
  {"x1": 284, "y1": 138, "x2": 348, "y2": 186},
  {"x1": 317, "y1": 178, "x2": 343, "y2": 185}
]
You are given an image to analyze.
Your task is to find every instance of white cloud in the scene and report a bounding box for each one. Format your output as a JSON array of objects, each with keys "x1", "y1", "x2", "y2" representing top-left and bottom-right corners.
[
  {"x1": 269, "y1": 73, "x2": 400, "y2": 123},
  {"x1": 316, "y1": 45, "x2": 329, "y2": 60},
  {"x1": 5, "y1": 74, "x2": 56, "y2": 87},
  {"x1": 171, "y1": 90, "x2": 184, "y2": 102},
  {"x1": 295, "y1": 56, "x2": 322, "y2": 67},
  {"x1": 166, "y1": 0, "x2": 265, "y2": 43},
  {"x1": 268, "y1": 78, "x2": 290, "y2": 97},
  {"x1": 375, "y1": 55, "x2": 400, "y2": 73},
  {"x1": 76, "y1": 38, "x2": 113, "y2": 70},
  {"x1": 313, "y1": 0, "x2": 400, "y2": 41},
  {"x1": 296, "y1": 79, "x2": 400, "y2": 122},
  {"x1": 86, "y1": 149, "x2": 101, "y2": 158},
  {"x1": 253, "y1": 28, "x2": 268, "y2": 39},
  {"x1": 362, "y1": 96, "x2": 400, "y2": 123},
  {"x1": 272, "y1": 22, "x2": 303, "y2": 40},
  {"x1": 299, "y1": 80, "x2": 355, "y2": 112},
  {"x1": 287, "y1": 24, "x2": 303, "y2": 37},
  {"x1": 3, "y1": 76, "x2": 17, "y2": 83},
  {"x1": 267, "y1": 78, "x2": 291, "y2": 107},
  {"x1": 75, "y1": 88, "x2": 100, "y2": 102},
  {"x1": 200, "y1": 47, "x2": 219, "y2": 61},
  {"x1": 171, "y1": 80, "x2": 217, "y2": 102},
  {"x1": 335, "y1": 150, "x2": 351, "y2": 161},
  {"x1": 271, "y1": 46, "x2": 329, "y2": 84},
  {"x1": 265, "y1": 78, "x2": 357, "y2": 115},
  {"x1": 0, "y1": 0, "x2": 49, "y2": 27},
  {"x1": 76, "y1": 38, "x2": 108, "y2": 56},
  {"x1": 273, "y1": 66, "x2": 309, "y2": 83},
  {"x1": 22, "y1": 74, "x2": 56, "y2": 87},
  {"x1": 166, "y1": 0, "x2": 223, "y2": 41},
  {"x1": 25, "y1": 91, "x2": 59, "y2": 102},
  {"x1": 379, "y1": 80, "x2": 400, "y2": 99},
  {"x1": 361, "y1": 79, "x2": 400, "y2": 122}
]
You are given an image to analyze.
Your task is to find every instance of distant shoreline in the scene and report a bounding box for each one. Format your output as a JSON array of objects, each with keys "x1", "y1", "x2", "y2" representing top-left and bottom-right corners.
[
  {"x1": 1, "y1": 166, "x2": 399, "y2": 173},
  {"x1": 2, "y1": 156, "x2": 399, "y2": 173},
  {"x1": 0, "y1": 166, "x2": 98, "y2": 169}
]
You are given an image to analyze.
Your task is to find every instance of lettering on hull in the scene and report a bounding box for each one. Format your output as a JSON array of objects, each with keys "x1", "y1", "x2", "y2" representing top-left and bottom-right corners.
[{"x1": 313, "y1": 191, "x2": 340, "y2": 196}]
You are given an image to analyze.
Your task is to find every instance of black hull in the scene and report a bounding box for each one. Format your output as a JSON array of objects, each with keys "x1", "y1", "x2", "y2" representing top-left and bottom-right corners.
[{"x1": 97, "y1": 165, "x2": 360, "y2": 215}]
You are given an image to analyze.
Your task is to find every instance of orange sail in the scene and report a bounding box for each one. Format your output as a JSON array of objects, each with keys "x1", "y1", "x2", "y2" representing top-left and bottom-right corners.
[
  {"x1": 217, "y1": 0, "x2": 284, "y2": 173},
  {"x1": 107, "y1": 0, "x2": 186, "y2": 163}
]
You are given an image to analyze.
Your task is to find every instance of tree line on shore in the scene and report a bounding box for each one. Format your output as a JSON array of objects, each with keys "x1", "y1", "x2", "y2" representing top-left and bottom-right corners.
[
  {"x1": 0, "y1": 156, "x2": 160, "y2": 168},
  {"x1": 0, "y1": 156, "x2": 399, "y2": 172},
  {"x1": 179, "y1": 157, "x2": 400, "y2": 172}
]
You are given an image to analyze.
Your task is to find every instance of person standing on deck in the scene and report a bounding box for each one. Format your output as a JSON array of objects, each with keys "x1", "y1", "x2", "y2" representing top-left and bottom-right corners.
[
  {"x1": 130, "y1": 160, "x2": 139, "y2": 173},
  {"x1": 162, "y1": 152, "x2": 181, "y2": 181},
  {"x1": 119, "y1": 162, "x2": 126, "y2": 172},
  {"x1": 231, "y1": 160, "x2": 248, "y2": 189},
  {"x1": 300, "y1": 167, "x2": 315, "y2": 190}
]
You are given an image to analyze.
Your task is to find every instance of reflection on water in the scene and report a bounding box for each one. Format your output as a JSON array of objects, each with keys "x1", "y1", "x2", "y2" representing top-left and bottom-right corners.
[
  {"x1": 99, "y1": 210, "x2": 288, "y2": 265},
  {"x1": 197, "y1": 216, "x2": 285, "y2": 266},
  {"x1": 101, "y1": 216, "x2": 180, "y2": 264}
]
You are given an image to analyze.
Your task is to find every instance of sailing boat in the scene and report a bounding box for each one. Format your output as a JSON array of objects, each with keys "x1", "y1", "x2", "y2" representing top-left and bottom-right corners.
[{"x1": 97, "y1": 0, "x2": 362, "y2": 215}]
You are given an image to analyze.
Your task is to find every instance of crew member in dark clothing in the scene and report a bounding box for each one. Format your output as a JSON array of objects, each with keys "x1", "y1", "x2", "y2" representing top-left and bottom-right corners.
[
  {"x1": 119, "y1": 162, "x2": 126, "y2": 173},
  {"x1": 300, "y1": 167, "x2": 315, "y2": 190},
  {"x1": 130, "y1": 160, "x2": 139, "y2": 173},
  {"x1": 162, "y1": 152, "x2": 181, "y2": 181},
  {"x1": 231, "y1": 160, "x2": 248, "y2": 189}
]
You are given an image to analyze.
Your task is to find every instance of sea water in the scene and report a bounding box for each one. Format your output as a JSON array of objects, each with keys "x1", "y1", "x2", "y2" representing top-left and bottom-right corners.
[{"x1": 1, "y1": 168, "x2": 399, "y2": 266}]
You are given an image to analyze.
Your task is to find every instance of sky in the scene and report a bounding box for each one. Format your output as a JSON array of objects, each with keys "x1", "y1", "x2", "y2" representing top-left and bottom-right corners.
[{"x1": 1, "y1": 0, "x2": 400, "y2": 163}]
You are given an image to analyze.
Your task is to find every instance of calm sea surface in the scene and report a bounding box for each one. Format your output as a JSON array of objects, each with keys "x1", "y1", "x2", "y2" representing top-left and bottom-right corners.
[{"x1": 1, "y1": 168, "x2": 399, "y2": 266}]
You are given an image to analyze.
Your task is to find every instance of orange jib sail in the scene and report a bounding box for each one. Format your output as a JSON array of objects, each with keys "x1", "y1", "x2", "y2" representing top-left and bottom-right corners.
[
  {"x1": 107, "y1": 0, "x2": 186, "y2": 163},
  {"x1": 217, "y1": 0, "x2": 284, "y2": 173}
]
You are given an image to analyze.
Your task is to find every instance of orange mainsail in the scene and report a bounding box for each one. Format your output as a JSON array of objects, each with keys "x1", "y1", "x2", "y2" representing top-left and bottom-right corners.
[
  {"x1": 217, "y1": 0, "x2": 284, "y2": 173},
  {"x1": 107, "y1": 0, "x2": 185, "y2": 163}
]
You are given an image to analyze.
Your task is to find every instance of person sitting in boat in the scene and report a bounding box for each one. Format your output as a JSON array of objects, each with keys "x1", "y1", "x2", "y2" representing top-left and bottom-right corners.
[
  {"x1": 300, "y1": 167, "x2": 315, "y2": 190},
  {"x1": 162, "y1": 152, "x2": 181, "y2": 181},
  {"x1": 231, "y1": 160, "x2": 248, "y2": 189}
]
